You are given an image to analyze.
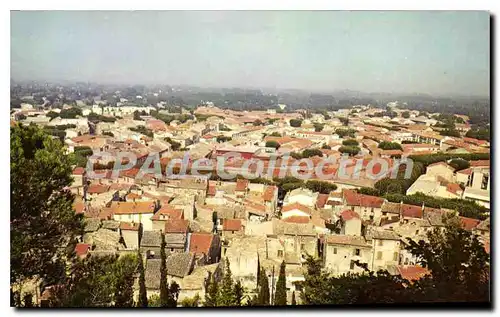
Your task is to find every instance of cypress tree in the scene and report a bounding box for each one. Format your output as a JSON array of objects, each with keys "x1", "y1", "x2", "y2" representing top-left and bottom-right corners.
[
  {"x1": 159, "y1": 232, "x2": 169, "y2": 307},
  {"x1": 137, "y1": 250, "x2": 148, "y2": 307},
  {"x1": 167, "y1": 281, "x2": 180, "y2": 307},
  {"x1": 274, "y1": 261, "x2": 287, "y2": 306},
  {"x1": 257, "y1": 268, "x2": 270, "y2": 306},
  {"x1": 204, "y1": 273, "x2": 219, "y2": 307},
  {"x1": 234, "y1": 280, "x2": 244, "y2": 306},
  {"x1": 219, "y1": 258, "x2": 235, "y2": 306},
  {"x1": 291, "y1": 292, "x2": 296, "y2": 305}
]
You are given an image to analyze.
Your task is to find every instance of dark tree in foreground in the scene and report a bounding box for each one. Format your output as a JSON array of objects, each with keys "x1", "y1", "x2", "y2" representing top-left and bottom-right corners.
[
  {"x1": 11, "y1": 124, "x2": 83, "y2": 285},
  {"x1": 257, "y1": 267, "x2": 270, "y2": 306},
  {"x1": 137, "y1": 250, "x2": 148, "y2": 307},
  {"x1": 274, "y1": 261, "x2": 287, "y2": 306},
  {"x1": 159, "y1": 233, "x2": 169, "y2": 307}
]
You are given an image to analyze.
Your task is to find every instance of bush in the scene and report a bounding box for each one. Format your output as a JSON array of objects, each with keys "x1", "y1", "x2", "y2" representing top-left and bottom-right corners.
[
  {"x1": 378, "y1": 141, "x2": 403, "y2": 151},
  {"x1": 339, "y1": 146, "x2": 360, "y2": 156},
  {"x1": 265, "y1": 140, "x2": 280, "y2": 149},
  {"x1": 302, "y1": 149, "x2": 323, "y2": 158},
  {"x1": 342, "y1": 139, "x2": 359, "y2": 146},
  {"x1": 289, "y1": 119, "x2": 303, "y2": 127},
  {"x1": 305, "y1": 180, "x2": 337, "y2": 194},
  {"x1": 334, "y1": 128, "x2": 356, "y2": 138}
]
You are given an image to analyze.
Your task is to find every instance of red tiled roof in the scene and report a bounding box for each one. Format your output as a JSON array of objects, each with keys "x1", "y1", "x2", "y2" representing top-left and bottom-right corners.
[
  {"x1": 120, "y1": 222, "x2": 140, "y2": 231},
  {"x1": 483, "y1": 240, "x2": 490, "y2": 254},
  {"x1": 87, "y1": 184, "x2": 110, "y2": 194},
  {"x1": 282, "y1": 216, "x2": 310, "y2": 224},
  {"x1": 75, "y1": 243, "x2": 92, "y2": 257},
  {"x1": 263, "y1": 186, "x2": 276, "y2": 202},
  {"x1": 165, "y1": 219, "x2": 189, "y2": 233},
  {"x1": 396, "y1": 265, "x2": 430, "y2": 282},
  {"x1": 446, "y1": 183, "x2": 463, "y2": 195},
  {"x1": 343, "y1": 189, "x2": 384, "y2": 208},
  {"x1": 401, "y1": 204, "x2": 423, "y2": 219},
  {"x1": 316, "y1": 194, "x2": 329, "y2": 209},
  {"x1": 281, "y1": 202, "x2": 313, "y2": 215},
  {"x1": 341, "y1": 209, "x2": 360, "y2": 221},
  {"x1": 189, "y1": 233, "x2": 214, "y2": 255},
  {"x1": 457, "y1": 168, "x2": 472, "y2": 175},
  {"x1": 470, "y1": 160, "x2": 490, "y2": 167},
  {"x1": 151, "y1": 205, "x2": 183, "y2": 221},
  {"x1": 72, "y1": 167, "x2": 86, "y2": 175},
  {"x1": 126, "y1": 192, "x2": 142, "y2": 200},
  {"x1": 223, "y1": 219, "x2": 243, "y2": 231},
  {"x1": 236, "y1": 179, "x2": 249, "y2": 192},
  {"x1": 460, "y1": 216, "x2": 481, "y2": 231}
]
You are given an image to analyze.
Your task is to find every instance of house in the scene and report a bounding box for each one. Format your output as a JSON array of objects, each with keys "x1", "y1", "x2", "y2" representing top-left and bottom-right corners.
[
  {"x1": 189, "y1": 233, "x2": 221, "y2": 265},
  {"x1": 74, "y1": 243, "x2": 92, "y2": 259},
  {"x1": 140, "y1": 231, "x2": 162, "y2": 258},
  {"x1": 151, "y1": 205, "x2": 184, "y2": 231},
  {"x1": 221, "y1": 219, "x2": 244, "y2": 239},
  {"x1": 283, "y1": 188, "x2": 319, "y2": 208},
  {"x1": 111, "y1": 201, "x2": 157, "y2": 231},
  {"x1": 394, "y1": 265, "x2": 430, "y2": 282},
  {"x1": 323, "y1": 235, "x2": 372, "y2": 276},
  {"x1": 369, "y1": 230, "x2": 401, "y2": 272},
  {"x1": 342, "y1": 189, "x2": 385, "y2": 222},
  {"x1": 119, "y1": 222, "x2": 141, "y2": 249},
  {"x1": 426, "y1": 162, "x2": 455, "y2": 183},
  {"x1": 339, "y1": 209, "x2": 362, "y2": 236},
  {"x1": 281, "y1": 202, "x2": 313, "y2": 219}
]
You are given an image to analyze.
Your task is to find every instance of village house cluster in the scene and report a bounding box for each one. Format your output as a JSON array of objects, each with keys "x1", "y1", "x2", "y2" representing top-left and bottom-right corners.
[{"x1": 11, "y1": 100, "x2": 490, "y2": 305}]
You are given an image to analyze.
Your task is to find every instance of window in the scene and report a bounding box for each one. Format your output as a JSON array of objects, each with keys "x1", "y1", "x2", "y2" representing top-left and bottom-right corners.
[
  {"x1": 128, "y1": 215, "x2": 132, "y2": 220},
  {"x1": 171, "y1": 248, "x2": 174, "y2": 252},
  {"x1": 382, "y1": 212, "x2": 387, "y2": 216},
  {"x1": 350, "y1": 260, "x2": 355, "y2": 270},
  {"x1": 378, "y1": 240, "x2": 383, "y2": 246},
  {"x1": 277, "y1": 250, "x2": 284, "y2": 257},
  {"x1": 376, "y1": 251, "x2": 383, "y2": 260},
  {"x1": 354, "y1": 249, "x2": 360, "y2": 256},
  {"x1": 404, "y1": 258, "x2": 409, "y2": 265},
  {"x1": 371, "y1": 207, "x2": 374, "y2": 213},
  {"x1": 301, "y1": 243, "x2": 305, "y2": 250},
  {"x1": 370, "y1": 215, "x2": 374, "y2": 221},
  {"x1": 333, "y1": 248, "x2": 337, "y2": 254}
]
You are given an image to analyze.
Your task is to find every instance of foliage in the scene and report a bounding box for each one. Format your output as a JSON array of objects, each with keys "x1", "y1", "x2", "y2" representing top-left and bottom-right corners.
[
  {"x1": 342, "y1": 139, "x2": 359, "y2": 146},
  {"x1": 466, "y1": 127, "x2": 490, "y2": 141},
  {"x1": 137, "y1": 251, "x2": 148, "y2": 307},
  {"x1": 160, "y1": 233, "x2": 169, "y2": 307},
  {"x1": 440, "y1": 128, "x2": 461, "y2": 137},
  {"x1": 148, "y1": 294, "x2": 161, "y2": 307},
  {"x1": 449, "y1": 158, "x2": 470, "y2": 171},
  {"x1": 11, "y1": 124, "x2": 83, "y2": 284},
  {"x1": 378, "y1": 141, "x2": 403, "y2": 151},
  {"x1": 219, "y1": 258, "x2": 237, "y2": 306},
  {"x1": 334, "y1": 128, "x2": 356, "y2": 138},
  {"x1": 291, "y1": 292, "x2": 296, "y2": 305},
  {"x1": 338, "y1": 146, "x2": 361, "y2": 156},
  {"x1": 87, "y1": 112, "x2": 116, "y2": 123},
  {"x1": 269, "y1": 132, "x2": 282, "y2": 137},
  {"x1": 313, "y1": 123, "x2": 324, "y2": 132},
  {"x1": 59, "y1": 107, "x2": 83, "y2": 119},
  {"x1": 257, "y1": 267, "x2": 270, "y2": 306},
  {"x1": 301, "y1": 148, "x2": 323, "y2": 158},
  {"x1": 253, "y1": 119, "x2": 263, "y2": 126},
  {"x1": 113, "y1": 254, "x2": 138, "y2": 307},
  {"x1": 408, "y1": 153, "x2": 489, "y2": 168},
  {"x1": 204, "y1": 272, "x2": 219, "y2": 307},
  {"x1": 102, "y1": 131, "x2": 114, "y2": 137},
  {"x1": 289, "y1": 119, "x2": 303, "y2": 127},
  {"x1": 129, "y1": 125, "x2": 154, "y2": 138},
  {"x1": 164, "y1": 137, "x2": 181, "y2": 151},
  {"x1": 179, "y1": 294, "x2": 201, "y2": 307},
  {"x1": 338, "y1": 117, "x2": 349, "y2": 126},
  {"x1": 305, "y1": 180, "x2": 337, "y2": 194},
  {"x1": 274, "y1": 261, "x2": 287, "y2": 306},
  {"x1": 234, "y1": 280, "x2": 245, "y2": 306},
  {"x1": 402, "y1": 111, "x2": 410, "y2": 118},
  {"x1": 265, "y1": 140, "x2": 280, "y2": 149},
  {"x1": 321, "y1": 144, "x2": 331, "y2": 149},
  {"x1": 217, "y1": 135, "x2": 232, "y2": 143},
  {"x1": 133, "y1": 110, "x2": 146, "y2": 120}
]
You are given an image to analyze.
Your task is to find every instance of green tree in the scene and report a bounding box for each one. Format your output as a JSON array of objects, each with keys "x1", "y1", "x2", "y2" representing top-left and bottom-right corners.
[
  {"x1": 339, "y1": 117, "x2": 349, "y2": 126},
  {"x1": 159, "y1": 233, "x2": 169, "y2": 307},
  {"x1": 269, "y1": 132, "x2": 282, "y2": 137},
  {"x1": 253, "y1": 119, "x2": 263, "y2": 126},
  {"x1": 137, "y1": 251, "x2": 148, "y2": 307},
  {"x1": 449, "y1": 158, "x2": 470, "y2": 171},
  {"x1": 301, "y1": 148, "x2": 323, "y2": 158},
  {"x1": 305, "y1": 180, "x2": 337, "y2": 194},
  {"x1": 204, "y1": 272, "x2": 219, "y2": 307},
  {"x1": 313, "y1": 123, "x2": 324, "y2": 132},
  {"x1": 338, "y1": 145, "x2": 361, "y2": 156},
  {"x1": 274, "y1": 261, "x2": 287, "y2": 306},
  {"x1": 321, "y1": 144, "x2": 331, "y2": 150},
  {"x1": 180, "y1": 294, "x2": 201, "y2": 307},
  {"x1": 289, "y1": 119, "x2": 303, "y2": 127},
  {"x1": 257, "y1": 267, "x2": 270, "y2": 306},
  {"x1": 114, "y1": 254, "x2": 138, "y2": 307},
  {"x1": 219, "y1": 258, "x2": 236, "y2": 306},
  {"x1": 342, "y1": 139, "x2": 359, "y2": 146},
  {"x1": 265, "y1": 140, "x2": 280, "y2": 149},
  {"x1": 402, "y1": 111, "x2": 410, "y2": 118},
  {"x1": 234, "y1": 280, "x2": 244, "y2": 306},
  {"x1": 334, "y1": 128, "x2": 356, "y2": 138},
  {"x1": 291, "y1": 292, "x2": 296, "y2": 305},
  {"x1": 377, "y1": 141, "x2": 403, "y2": 151},
  {"x1": 11, "y1": 124, "x2": 83, "y2": 285}
]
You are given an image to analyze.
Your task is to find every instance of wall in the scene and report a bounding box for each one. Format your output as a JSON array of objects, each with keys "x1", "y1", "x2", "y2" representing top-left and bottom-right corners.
[
  {"x1": 324, "y1": 244, "x2": 372, "y2": 276},
  {"x1": 113, "y1": 213, "x2": 154, "y2": 231},
  {"x1": 370, "y1": 238, "x2": 401, "y2": 271},
  {"x1": 121, "y1": 230, "x2": 139, "y2": 249}
]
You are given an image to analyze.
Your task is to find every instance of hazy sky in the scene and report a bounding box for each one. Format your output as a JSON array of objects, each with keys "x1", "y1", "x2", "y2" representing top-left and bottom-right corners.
[{"x1": 11, "y1": 11, "x2": 490, "y2": 95}]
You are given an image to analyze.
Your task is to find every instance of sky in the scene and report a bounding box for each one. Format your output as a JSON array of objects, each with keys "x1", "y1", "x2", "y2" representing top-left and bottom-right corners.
[{"x1": 11, "y1": 11, "x2": 490, "y2": 96}]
